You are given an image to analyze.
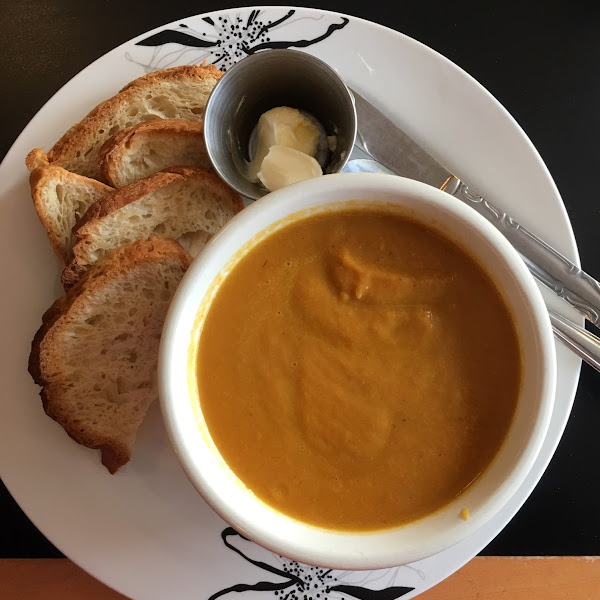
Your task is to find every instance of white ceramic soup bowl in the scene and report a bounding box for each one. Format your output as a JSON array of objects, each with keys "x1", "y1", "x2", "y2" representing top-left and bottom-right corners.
[{"x1": 159, "y1": 172, "x2": 556, "y2": 570}]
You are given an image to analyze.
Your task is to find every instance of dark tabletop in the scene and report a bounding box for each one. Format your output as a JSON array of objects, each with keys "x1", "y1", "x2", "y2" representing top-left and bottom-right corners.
[{"x1": 1, "y1": 0, "x2": 599, "y2": 559}]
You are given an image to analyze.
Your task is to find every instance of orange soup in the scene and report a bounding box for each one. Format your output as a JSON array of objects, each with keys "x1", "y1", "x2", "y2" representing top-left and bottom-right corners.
[{"x1": 197, "y1": 208, "x2": 521, "y2": 531}]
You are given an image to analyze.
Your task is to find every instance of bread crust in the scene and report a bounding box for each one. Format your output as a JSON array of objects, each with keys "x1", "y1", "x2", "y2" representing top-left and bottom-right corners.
[
  {"x1": 25, "y1": 148, "x2": 50, "y2": 171},
  {"x1": 28, "y1": 237, "x2": 191, "y2": 473},
  {"x1": 98, "y1": 119, "x2": 207, "y2": 187},
  {"x1": 29, "y1": 165, "x2": 113, "y2": 264},
  {"x1": 62, "y1": 167, "x2": 244, "y2": 288},
  {"x1": 25, "y1": 64, "x2": 222, "y2": 179}
]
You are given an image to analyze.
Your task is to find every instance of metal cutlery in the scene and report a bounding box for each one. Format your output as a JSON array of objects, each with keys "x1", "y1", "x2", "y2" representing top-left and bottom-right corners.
[
  {"x1": 350, "y1": 88, "x2": 600, "y2": 326},
  {"x1": 343, "y1": 92, "x2": 600, "y2": 374}
]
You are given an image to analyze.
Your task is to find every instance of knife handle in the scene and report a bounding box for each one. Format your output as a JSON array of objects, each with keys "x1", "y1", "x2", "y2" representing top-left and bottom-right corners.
[{"x1": 443, "y1": 176, "x2": 600, "y2": 326}]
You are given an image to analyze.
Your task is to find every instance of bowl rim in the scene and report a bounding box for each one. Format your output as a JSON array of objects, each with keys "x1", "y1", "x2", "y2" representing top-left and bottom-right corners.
[{"x1": 158, "y1": 172, "x2": 556, "y2": 569}]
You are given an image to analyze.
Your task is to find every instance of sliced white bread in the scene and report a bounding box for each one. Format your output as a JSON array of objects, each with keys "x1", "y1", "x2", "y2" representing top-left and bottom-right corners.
[
  {"x1": 98, "y1": 119, "x2": 211, "y2": 187},
  {"x1": 28, "y1": 237, "x2": 191, "y2": 473},
  {"x1": 29, "y1": 166, "x2": 113, "y2": 265},
  {"x1": 25, "y1": 64, "x2": 222, "y2": 180},
  {"x1": 62, "y1": 166, "x2": 244, "y2": 288}
]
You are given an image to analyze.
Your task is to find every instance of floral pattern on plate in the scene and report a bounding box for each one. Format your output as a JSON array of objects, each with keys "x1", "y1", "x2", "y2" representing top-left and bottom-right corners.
[
  {"x1": 210, "y1": 529, "x2": 416, "y2": 600},
  {"x1": 128, "y1": 9, "x2": 349, "y2": 72}
]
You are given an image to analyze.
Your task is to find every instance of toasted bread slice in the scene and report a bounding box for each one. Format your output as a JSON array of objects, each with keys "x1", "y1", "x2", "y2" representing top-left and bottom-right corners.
[
  {"x1": 62, "y1": 166, "x2": 244, "y2": 288},
  {"x1": 28, "y1": 237, "x2": 191, "y2": 473},
  {"x1": 29, "y1": 166, "x2": 113, "y2": 264},
  {"x1": 25, "y1": 64, "x2": 222, "y2": 180},
  {"x1": 98, "y1": 119, "x2": 211, "y2": 187}
]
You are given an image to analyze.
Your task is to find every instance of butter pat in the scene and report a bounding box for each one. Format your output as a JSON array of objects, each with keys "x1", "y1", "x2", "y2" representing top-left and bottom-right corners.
[
  {"x1": 247, "y1": 106, "x2": 322, "y2": 186},
  {"x1": 258, "y1": 145, "x2": 323, "y2": 191}
]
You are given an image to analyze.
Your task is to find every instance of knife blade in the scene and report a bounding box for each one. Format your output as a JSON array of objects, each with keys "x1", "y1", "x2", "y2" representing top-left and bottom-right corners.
[{"x1": 351, "y1": 88, "x2": 600, "y2": 327}]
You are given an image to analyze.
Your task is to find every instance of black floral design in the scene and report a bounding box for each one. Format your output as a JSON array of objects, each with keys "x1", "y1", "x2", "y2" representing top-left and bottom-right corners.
[
  {"x1": 129, "y1": 9, "x2": 349, "y2": 72},
  {"x1": 209, "y1": 528, "x2": 415, "y2": 600}
]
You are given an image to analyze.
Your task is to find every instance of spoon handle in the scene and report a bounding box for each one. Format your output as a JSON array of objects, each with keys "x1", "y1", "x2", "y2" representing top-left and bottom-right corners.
[{"x1": 549, "y1": 309, "x2": 600, "y2": 373}]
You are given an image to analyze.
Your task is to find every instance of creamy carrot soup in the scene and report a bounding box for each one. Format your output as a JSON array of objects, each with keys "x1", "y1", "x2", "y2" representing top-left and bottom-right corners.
[{"x1": 197, "y1": 208, "x2": 521, "y2": 531}]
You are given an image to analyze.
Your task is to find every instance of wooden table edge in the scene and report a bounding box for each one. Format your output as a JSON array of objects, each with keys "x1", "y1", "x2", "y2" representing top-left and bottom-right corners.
[{"x1": 0, "y1": 556, "x2": 599, "y2": 599}]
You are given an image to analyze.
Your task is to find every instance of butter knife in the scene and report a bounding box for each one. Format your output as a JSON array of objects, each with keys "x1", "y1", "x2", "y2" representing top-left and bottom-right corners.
[{"x1": 350, "y1": 88, "x2": 600, "y2": 327}]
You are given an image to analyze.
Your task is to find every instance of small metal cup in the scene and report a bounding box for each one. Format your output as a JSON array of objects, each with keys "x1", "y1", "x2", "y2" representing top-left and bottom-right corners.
[{"x1": 203, "y1": 49, "x2": 357, "y2": 200}]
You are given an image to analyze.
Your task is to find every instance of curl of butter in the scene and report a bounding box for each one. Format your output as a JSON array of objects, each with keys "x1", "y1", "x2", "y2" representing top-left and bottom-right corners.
[
  {"x1": 258, "y1": 146, "x2": 322, "y2": 192},
  {"x1": 247, "y1": 106, "x2": 323, "y2": 191}
]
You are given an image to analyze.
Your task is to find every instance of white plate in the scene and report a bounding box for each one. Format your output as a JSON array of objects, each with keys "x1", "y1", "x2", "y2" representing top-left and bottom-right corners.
[{"x1": 0, "y1": 6, "x2": 581, "y2": 600}]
